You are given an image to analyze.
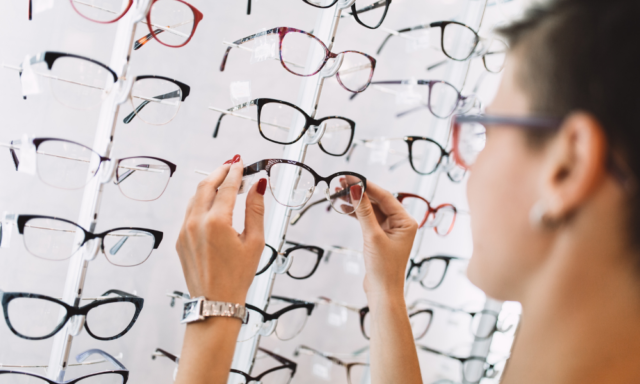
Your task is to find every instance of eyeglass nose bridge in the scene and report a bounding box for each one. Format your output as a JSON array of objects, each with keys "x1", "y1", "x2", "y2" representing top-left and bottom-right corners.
[
  {"x1": 274, "y1": 252, "x2": 293, "y2": 274},
  {"x1": 83, "y1": 238, "x2": 102, "y2": 262},
  {"x1": 259, "y1": 319, "x2": 277, "y2": 337},
  {"x1": 98, "y1": 159, "x2": 116, "y2": 184},
  {"x1": 69, "y1": 314, "x2": 85, "y2": 337},
  {"x1": 303, "y1": 122, "x2": 326, "y2": 146},
  {"x1": 320, "y1": 53, "x2": 344, "y2": 78}
]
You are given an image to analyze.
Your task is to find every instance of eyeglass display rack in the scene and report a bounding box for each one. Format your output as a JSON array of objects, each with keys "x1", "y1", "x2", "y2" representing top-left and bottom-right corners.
[
  {"x1": 231, "y1": 0, "x2": 370, "y2": 377},
  {"x1": 400, "y1": 1, "x2": 507, "y2": 382},
  {"x1": 44, "y1": 0, "x2": 151, "y2": 380}
]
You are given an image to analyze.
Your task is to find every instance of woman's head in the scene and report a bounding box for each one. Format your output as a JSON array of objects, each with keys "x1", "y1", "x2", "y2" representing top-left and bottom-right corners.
[{"x1": 465, "y1": 0, "x2": 640, "y2": 301}]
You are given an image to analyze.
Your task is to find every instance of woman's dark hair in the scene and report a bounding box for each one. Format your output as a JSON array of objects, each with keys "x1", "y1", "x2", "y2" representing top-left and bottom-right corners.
[{"x1": 496, "y1": 0, "x2": 640, "y2": 246}]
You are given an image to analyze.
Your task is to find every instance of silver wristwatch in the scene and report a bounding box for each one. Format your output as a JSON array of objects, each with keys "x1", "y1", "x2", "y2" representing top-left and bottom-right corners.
[{"x1": 181, "y1": 297, "x2": 249, "y2": 324}]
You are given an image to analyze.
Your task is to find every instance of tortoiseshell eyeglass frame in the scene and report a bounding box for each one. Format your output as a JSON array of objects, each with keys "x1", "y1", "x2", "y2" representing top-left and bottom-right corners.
[
  {"x1": 395, "y1": 192, "x2": 457, "y2": 234},
  {"x1": 243, "y1": 159, "x2": 367, "y2": 210},
  {"x1": 220, "y1": 27, "x2": 377, "y2": 93},
  {"x1": 213, "y1": 98, "x2": 355, "y2": 156},
  {"x1": 1, "y1": 289, "x2": 144, "y2": 341}
]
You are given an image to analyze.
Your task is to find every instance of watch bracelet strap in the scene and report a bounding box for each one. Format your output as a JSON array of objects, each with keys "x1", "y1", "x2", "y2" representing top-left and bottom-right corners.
[{"x1": 202, "y1": 300, "x2": 248, "y2": 323}]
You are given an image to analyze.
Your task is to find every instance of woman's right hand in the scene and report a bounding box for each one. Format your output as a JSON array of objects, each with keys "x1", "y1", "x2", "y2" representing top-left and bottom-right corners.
[{"x1": 352, "y1": 181, "x2": 418, "y2": 301}]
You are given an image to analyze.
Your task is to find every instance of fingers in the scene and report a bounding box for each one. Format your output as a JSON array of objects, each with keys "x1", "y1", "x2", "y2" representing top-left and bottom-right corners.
[
  {"x1": 364, "y1": 182, "x2": 406, "y2": 217},
  {"x1": 190, "y1": 162, "x2": 234, "y2": 216},
  {"x1": 354, "y1": 188, "x2": 384, "y2": 237},
  {"x1": 242, "y1": 178, "x2": 267, "y2": 245},
  {"x1": 210, "y1": 155, "x2": 244, "y2": 219}
]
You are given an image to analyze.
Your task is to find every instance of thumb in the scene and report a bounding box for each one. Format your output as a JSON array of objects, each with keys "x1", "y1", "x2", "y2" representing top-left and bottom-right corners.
[
  {"x1": 242, "y1": 178, "x2": 266, "y2": 245},
  {"x1": 354, "y1": 188, "x2": 383, "y2": 237}
]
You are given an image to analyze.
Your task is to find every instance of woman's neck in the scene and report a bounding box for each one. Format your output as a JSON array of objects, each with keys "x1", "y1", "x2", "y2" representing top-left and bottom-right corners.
[{"x1": 502, "y1": 230, "x2": 640, "y2": 384}]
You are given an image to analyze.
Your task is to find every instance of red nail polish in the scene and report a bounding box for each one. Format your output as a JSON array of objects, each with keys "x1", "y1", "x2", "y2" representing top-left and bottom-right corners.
[
  {"x1": 257, "y1": 178, "x2": 267, "y2": 195},
  {"x1": 350, "y1": 185, "x2": 362, "y2": 202},
  {"x1": 223, "y1": 159, "x2": 233, "y2": 165},
  {"x1": 232, "y1": 154, "x2": 241, "y2": 164}
]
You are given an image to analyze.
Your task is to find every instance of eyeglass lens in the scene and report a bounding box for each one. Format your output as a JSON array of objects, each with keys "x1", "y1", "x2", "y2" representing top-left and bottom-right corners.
[
  {"x1": 426, "y1": 206, "x2": 456, "y2": 236},
  {"x1": 409, "y1": 310, "x2": 433, "y2": 340},
  {"x1": 6, "y1": 297, "x2": 66, "y2": 339},
  {"x1": 317, "y1": 119, "x2": 353, "y2": 155},
  {"x1": 49, "y1": 56, "x2": 113, "y2": 110},
  {"x1": 418, "y1": 258, "x2": 448, "y2": 289},
  {"x1": 352, "y1": 0, "x2": 388, "y2": 29},
  {"x1": 442, "y1": 23, "x2": 478, "y2": 61},
  {"x1": 148, "y1": 0, "x2": 196, "y2": 47},
  {"x1": 280, "y1": 31, "x2": 327, "y2": 76},
  {"x1": 101, "y1": 229, "x2": 156, "y2": 266},
  {"x1": 71, "y1": 0, "x2": 131, "y2": 23},
  {"x1": 455, "y1": 121, "x2": 487, "y2": 167},
  {"x1": 483, "y1": 39, "x2": 508, "y2": 73},
  {"x1": 35, "y1": 140, "x2": 101, "y2": 190},
  {"x1": 399, "y1": 196, "x2": 429, "y2": 227},
  {"x1": 0, "y1": 372, "x2": 126, "y2": 383},
  {"x1": 327, "y1": 175, "x2": 365, "y2": 215},
  {"x1": 268, "y1": 162, "x2": 316, "y2": 208},
  {"x1": 274, "y1": 306, "x2": 309, "y2": 340},
  {"x1": 336, "y1": 52, "x2": 373, "y2": 93},
  {"x1": 129, "y1": 78, "x2": 183, "y2": 125},
  {"x1": 115, "y1": 158, "x2": 173, "y2": 201},
  {"x1": 347, "y1": 363, "x2": 369, "y2": 384},
  {"x1": 258, "y1": 102, "x2": 307, "y2": 144},
  {"x1": 22, "y1": 217, "x2": 83, "y2": 261},
  {"x1": 409, "y1": 139, "x2": 444, "y2": 175},
  {"x1": 286, "y1": 247, "x2": 320, "y2": 278}
]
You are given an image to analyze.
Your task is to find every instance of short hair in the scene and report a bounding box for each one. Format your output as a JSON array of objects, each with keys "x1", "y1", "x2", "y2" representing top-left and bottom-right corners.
[{"x1": 497, "y1": 0, "x2": 640, "y2": 248}]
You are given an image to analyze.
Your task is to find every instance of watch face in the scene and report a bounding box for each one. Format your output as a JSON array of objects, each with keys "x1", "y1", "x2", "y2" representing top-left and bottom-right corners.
[{"x1": 181, "y1": 299, "x2": 203, "y2": 323}]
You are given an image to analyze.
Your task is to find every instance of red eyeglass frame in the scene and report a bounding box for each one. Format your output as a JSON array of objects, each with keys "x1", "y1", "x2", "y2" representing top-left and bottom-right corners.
[
  {"x1": 395, "y1": 192, "x2": 457, "y2": 235},
  {"x1": 66, "y1": 0, "x2": 203, "y2": 48}
]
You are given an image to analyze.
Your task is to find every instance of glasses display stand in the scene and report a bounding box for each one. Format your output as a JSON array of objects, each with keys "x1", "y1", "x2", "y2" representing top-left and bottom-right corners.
[
  {"x1": 44, "y1": 0, "x2": 150, "y2": 380},
  {"x1": 229, "y1": 0, "x2": 358, "y2": 380}
]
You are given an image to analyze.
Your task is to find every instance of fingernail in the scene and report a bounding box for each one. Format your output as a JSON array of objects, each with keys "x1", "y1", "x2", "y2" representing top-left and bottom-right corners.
[
  {"x1": 232, "y1": 154, "x2": 241, "y2": 164},
  {"x1": 257, "y1": 178, "x2": 267, "y2": 195},
  {"x1": 223, "y1": 159, "x2": 233, "y2": 165},
  {"x1": 350, "y1": 185, "x2": 362, "y2": 202}
]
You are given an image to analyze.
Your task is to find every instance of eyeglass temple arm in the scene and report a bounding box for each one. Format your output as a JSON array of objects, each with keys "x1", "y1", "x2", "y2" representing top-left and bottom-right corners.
[
  {"x1": 152, "y1": 348, "x2": 180, "y2": 363},
  {"x1": 417, "y1": 345, "x2": 457, "y2": 360},
  {"x1": 317, "y1": 296, "x2": 361, "y2": 312},
  {"x1": 343, "y1": 0, "x2": 388, "y2": 16},
  {"x1": 349, "y1": 80, "x2": 405, "y2": 100},
  {"x1": 294, "y1": 345, "x2": 345, "y2": 365},
  {"x1": 100, "y1": 289, "x2": 139, "y2": 299},
  {"x1": 289, "y1": 197, "x2": 328, "y2": 226},
  {"x1": 76, "y1": 349, "x2": 127, "y2": 371},
  {"x1": 1, "y1": 140, "x2": 21, "y2": 170},
  {"x1": 377, "y1": 24, "x2": 431, "y2": 54},
  {"x1": 220, "y1": 28, "x2": 280, "y2": 72},
  {"x1": 211, "y1": 100, "x2": 258, "y2": 138},
  {"x1": 123, "y1": 89, "x2": 182, "y2": 124},
  {"x1": 271, "y1": 295, "x2": 313, "y2": 307},
  {"x1": 28, "y1": 0, "x2": 32, "y2": 20},
  {"x1": 242, "y1": 160, "x2": 268, "y2": 177},
  {"x1": 258, "y1": 347, "x2": 297, "y2": 367},
  {"x1": 134, "y1": 20, "x2": 193, "y2": 50},
  {"x1": 247, "y1": 0, "x2": 251, "y2": 14}
]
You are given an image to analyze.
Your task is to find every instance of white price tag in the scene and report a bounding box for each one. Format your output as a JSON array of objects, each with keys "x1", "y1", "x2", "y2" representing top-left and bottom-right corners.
[
  {"x1": 250, "y1": 33, "x2": 279, "y2": 64},
  {"x1": 21, "y1": 56, "x2": 41, "y2": 97},
  {"x1": 230, "y1": 81, "x2": 251, "y2": 106},
  {"x1": 237, "y1": 175, "x2": 255, "y2": 195},
  {"x1": 368, "y1": 138, "x2": 390, "y2": 166},
  {"x1": 33, "y1": 0, "x2": 55, "y2": 13},
  {"x1": 405, "y1": 30, "x2": 432, "y2": 52},
  {"x1": 1, "y1": 213, "x2": 16, "y2": 249},
  {"x1": 312, "y1": 355, "x2": 333, "y2": 381},
  {"x1": 18, "y1": 134, "x2": 36, "y2": 175},
  {"x1": 327, "y1": 305, "x2": 348, "y2": 327}
]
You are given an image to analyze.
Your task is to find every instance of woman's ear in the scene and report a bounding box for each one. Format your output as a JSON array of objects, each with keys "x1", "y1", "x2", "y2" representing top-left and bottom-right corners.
[{"x1": 540, "y1": 112, "x2": 608, "y2": 221}]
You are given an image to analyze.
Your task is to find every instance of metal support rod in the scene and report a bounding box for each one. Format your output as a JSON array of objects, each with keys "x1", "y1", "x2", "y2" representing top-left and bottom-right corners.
[
  {"x1": 228, "y1": 2, "x2": 352, "y2": 381},
  {"x1": 45, "y1": 1, "x2": 148, "y2": 380}
]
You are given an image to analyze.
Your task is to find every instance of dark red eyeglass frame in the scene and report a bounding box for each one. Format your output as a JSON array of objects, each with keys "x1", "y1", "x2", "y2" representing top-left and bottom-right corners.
[
  {"x1": 395, "y1": 192, "x2": 457, "y2": 235},
  {"x1": 54, "y1": 0, "x2": 203, "y2": 48},
  {"x1": 220, "y1": 27, "x2": 377, "y2": 94}
]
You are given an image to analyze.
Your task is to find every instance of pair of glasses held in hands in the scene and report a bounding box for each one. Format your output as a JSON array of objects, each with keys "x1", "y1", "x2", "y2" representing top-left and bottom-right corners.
[{"x1": 198, "y1": 159, "x2": 367, "y2": 215}]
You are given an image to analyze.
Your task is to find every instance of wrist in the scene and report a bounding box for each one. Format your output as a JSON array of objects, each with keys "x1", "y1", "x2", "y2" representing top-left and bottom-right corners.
[{"x1": 365, "y1": 290, "x2": 406, "y2": 312}]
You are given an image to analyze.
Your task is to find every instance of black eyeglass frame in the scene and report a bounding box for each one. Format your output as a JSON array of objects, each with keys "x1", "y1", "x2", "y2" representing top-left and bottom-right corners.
[
  {"x1": 0, "y1": 349, "x2": 129, "y2": 384},
  {"x1": 123, "y1": 75, "x2": 191, "y2": 124},
  {"x1": 293, "y1": 345, "x2": 369, "y2": 384},
  {"x1": 406, "y1": 255, "x2": 466, "y2": 290},
  {"x1": 213, "y1": 98, "x2": 355, "y2": 157},
  {"x1": 246, "y1": 295, "x2": 316, "y2": 323},
  {"x1": 257, "y1": 242, "x2": 324, "y2": 279},
  {"x1": 417, "y1": 345, "x2": 502, "y2": 383},
  {"x1": 1, "y1": 289, "x2": 144, "y2": 341},
  {"x1": 243, "y1": 159, "x2": 367, "y2": 210},
  {"x1": 15, "y1": 214, "x2": 164, "y2": 265}
]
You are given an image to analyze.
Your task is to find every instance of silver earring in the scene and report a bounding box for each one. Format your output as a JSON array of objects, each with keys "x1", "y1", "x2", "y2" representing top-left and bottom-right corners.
[{"x1": 529, "y1": 200, "x2": 561, "y2": 229}]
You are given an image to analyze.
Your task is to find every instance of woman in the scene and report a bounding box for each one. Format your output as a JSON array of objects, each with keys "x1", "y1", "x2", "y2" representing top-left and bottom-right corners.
[{"x1": 173, "y1": 0, "x2": 640, "y2": 382}]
